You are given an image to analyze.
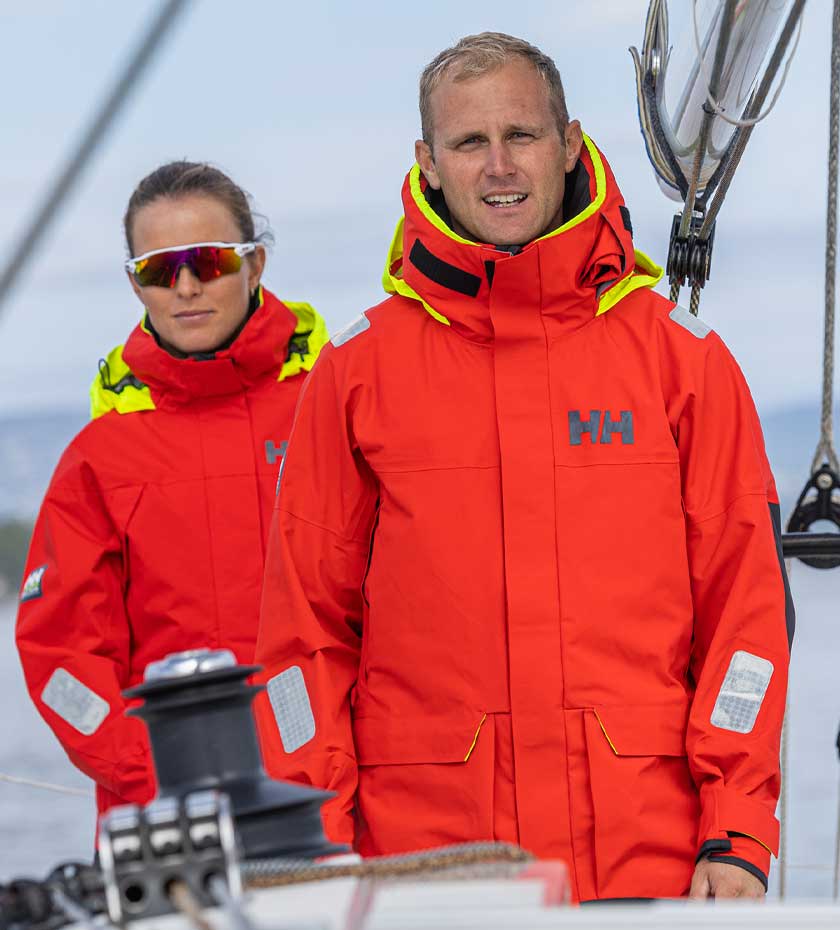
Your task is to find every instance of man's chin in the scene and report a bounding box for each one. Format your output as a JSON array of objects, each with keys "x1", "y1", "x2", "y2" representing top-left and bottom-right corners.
[{"x1": 465, "y1": 223, "x2": 539, "y2": 249}]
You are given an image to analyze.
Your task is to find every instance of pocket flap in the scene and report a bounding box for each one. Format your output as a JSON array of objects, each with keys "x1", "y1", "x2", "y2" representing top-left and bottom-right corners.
[
  {"x1": 353, "y1": 713, "x2": 486, "y2": 765},
  {"x1": 593, "y1": 703, "x2": 688, "y2": 757}
]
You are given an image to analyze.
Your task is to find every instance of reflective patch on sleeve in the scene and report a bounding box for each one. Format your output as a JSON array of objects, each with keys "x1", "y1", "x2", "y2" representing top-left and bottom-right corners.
[
  {"x1": 669, "y1": 305, "x2": 712, "y2": 339},
  {"x1": 710, "y1": 651, "x2": 774, "y2": 734},
  {"x1": 41, "y1": 668, "x2": 110, "y2": 735},
  {"x1": 267, "y1": 665, "x2": 316, "y2": 752},
  {"x1": 331, "y1": 313, "x2": 370, "y2": 348},
  {"x1": 20, "y1": 564, "x2": 48, "y2": 603}
]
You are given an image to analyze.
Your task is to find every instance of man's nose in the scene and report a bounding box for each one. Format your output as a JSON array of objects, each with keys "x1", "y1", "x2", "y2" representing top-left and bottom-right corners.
[
  {"x1": 484, "y1": 142, "x2": 517, "y2": 178},
  {"x1": 174, "y1": 263, "x2": 201, "y2": 295}
]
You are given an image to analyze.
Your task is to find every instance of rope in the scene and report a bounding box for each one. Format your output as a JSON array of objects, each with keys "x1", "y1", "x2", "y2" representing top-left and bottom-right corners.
[
  {"x1": 207, "y1": 876, "x2": 255, "y2": 930},
  {"x1": 243, "y1": 842, "x2": 532, "y2": 889},
  {"x1": 691, "y1": 0, "x2": 803, "y2": 128},
  {"x1": 0, "y1": 772, "x2": 91, "y2": 798},
  {"x1": 169, "y1": 880, "x2": 216, "y2": 930},
  {"x1": 690, "y1": 283, "x2": 702, "y2": 317},
  {"x1": 812, "y1": 0, "x2": 840, "y2": 477}
]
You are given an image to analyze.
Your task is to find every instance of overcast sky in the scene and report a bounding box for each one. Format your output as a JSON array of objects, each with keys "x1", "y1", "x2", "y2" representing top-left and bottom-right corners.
[{"x1": 0, "y1": 0, "x2": 836, "y2": 426}]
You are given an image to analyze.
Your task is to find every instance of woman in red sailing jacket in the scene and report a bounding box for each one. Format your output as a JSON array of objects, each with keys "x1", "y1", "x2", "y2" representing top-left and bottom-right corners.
[{"x1": 16, "y1": 161, "x2": 327, "y2": 822}]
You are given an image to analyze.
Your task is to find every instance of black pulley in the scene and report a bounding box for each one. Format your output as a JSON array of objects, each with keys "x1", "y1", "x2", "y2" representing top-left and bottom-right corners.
[
  {"x1": 666, "y1": 211, "x2": 716, "y2": 292},
  {"x1": 785, "y1": 463, "x2": 840, "y2": 569},
  {"x1": 124, "y1": 650, "x2": 345, "y2": 860}
]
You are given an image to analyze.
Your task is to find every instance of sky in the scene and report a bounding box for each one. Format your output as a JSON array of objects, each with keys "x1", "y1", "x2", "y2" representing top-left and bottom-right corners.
[{"x1": 0, "y1": 0, "x2": 837, "y2": 426}]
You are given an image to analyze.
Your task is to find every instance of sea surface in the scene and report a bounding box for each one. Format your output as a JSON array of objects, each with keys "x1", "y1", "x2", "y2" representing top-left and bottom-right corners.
[{"x1": 0, "y1": 563, "x2": 838, "y2": 899}]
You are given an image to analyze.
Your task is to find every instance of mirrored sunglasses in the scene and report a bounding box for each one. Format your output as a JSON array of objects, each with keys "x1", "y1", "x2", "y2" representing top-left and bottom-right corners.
[{"x1": 125, "y1": 241, "x2": 257, "y2": 288}]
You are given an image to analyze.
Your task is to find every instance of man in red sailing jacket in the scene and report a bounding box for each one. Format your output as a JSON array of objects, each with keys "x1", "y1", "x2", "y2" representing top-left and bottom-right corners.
[{"x1": 255, "y1": 33, "x2": 793, "y2": 901}]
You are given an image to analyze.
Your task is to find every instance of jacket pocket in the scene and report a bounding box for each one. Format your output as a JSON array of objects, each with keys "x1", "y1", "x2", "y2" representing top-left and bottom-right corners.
[
  {"x1": 583, "y1": 703, "x2": 698, "y2": 900},
  {"x1": 353, "y1": 712, "x2": 492, "y2": 854}
]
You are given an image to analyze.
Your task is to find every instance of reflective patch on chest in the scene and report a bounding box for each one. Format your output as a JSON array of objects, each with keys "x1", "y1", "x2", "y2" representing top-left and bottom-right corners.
[
  {"x1": 41, "y1": 668, "x2": 110, "y2": 735},
  {"x1": 711, "y1": 650, "x2": 774, "y2": 734},
  {"x1": 20, "y1": 564, "x2": 47, "y2": 602},
  {"x1": 331, "y1": 313, "x2": 370, "y2": 348},
  {"x1": 669, "y1": 305, "x2": 712, "y2": 338},
  {"x1": 266, "y1": 665, "x2": 316, "y2": 752}
]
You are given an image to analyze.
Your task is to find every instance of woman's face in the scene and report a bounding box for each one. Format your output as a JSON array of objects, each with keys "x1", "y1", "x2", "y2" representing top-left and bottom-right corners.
[{"x1": 127, "y1": 194, "x2": 265, "y2": 356}]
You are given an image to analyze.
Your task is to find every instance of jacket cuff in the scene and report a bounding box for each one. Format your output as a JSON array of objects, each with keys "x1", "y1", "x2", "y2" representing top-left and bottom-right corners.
[
  {"x1": 698, "y1": 785, "x2": 780, "y2": 857},
  {"x1": 697, "y1": 834, "x2": 770, "y2": 891}
]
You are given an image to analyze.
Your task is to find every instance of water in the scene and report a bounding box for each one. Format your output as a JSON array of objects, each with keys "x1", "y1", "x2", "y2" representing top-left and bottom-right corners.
[{"x1": 0, "y1": 566, "x2": 838, "y2": 897}]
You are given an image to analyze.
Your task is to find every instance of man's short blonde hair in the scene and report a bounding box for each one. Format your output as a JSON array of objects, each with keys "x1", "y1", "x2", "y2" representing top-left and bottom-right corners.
[{"x1": 419, "y1": 32, "x2": 569, "y2": 145}]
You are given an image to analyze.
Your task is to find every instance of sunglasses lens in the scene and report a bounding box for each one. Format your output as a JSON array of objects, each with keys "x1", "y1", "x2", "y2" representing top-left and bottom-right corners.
[
  {"x1": 132, "y1": 246, "x2": 244, "y2": 287},
  {"x1": 193, "y1": 247, "x2": 243, "y2": 282},
  {"x1": 133, "y1": 253, "x2": 180, "y2": 287}
]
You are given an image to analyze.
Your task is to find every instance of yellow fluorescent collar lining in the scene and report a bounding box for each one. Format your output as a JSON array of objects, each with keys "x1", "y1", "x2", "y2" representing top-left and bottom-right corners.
[{"x1": 596, "y1": 249, "x2": 664, "y2": 317}]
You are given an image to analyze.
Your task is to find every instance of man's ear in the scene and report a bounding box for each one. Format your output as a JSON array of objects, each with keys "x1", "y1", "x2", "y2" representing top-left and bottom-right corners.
[
  {"x1": 415, "y1": 139, "x2": 442, "y2": 190},
  {"x1": 564, "y1": 120, "x2": 584, "y2": 172}
]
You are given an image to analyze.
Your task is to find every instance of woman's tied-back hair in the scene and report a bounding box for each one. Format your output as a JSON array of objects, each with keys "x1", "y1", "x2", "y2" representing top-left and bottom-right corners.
[
  {"x1": 123, "y1": 161, "x2": 274, "y2": 255},
  {"x1": 419, "y1": 32, "x2": 569, "y2": 146}
]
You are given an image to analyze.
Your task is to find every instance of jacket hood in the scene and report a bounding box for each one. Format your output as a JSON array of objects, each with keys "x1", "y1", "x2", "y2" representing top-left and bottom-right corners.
[
  {"x1": 91, "y1": 288, "x2": 328, "y2": 418},
  {"x1": 384, "y1": 134, "x2": 662, "y2": 343}
]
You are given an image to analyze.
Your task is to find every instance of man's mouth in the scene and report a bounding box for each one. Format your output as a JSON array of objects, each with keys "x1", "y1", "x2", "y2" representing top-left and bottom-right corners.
[{"x1": 483, "y1": 193, "x2": 528, "y2": 208}]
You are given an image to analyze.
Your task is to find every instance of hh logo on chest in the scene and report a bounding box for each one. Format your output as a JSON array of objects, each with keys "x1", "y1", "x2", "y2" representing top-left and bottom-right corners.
[
  {"x1": 265, "y1": 440, "x2": 289, "y2": 465},
  {"x1": 568, "y1": 410, "x2": 634, "y2": 445}
]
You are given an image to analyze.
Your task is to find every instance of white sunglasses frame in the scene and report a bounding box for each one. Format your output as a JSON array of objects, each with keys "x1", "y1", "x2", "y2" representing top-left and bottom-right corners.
[{"x1": 125, "y1": 241, "x2": 258, "y2": 275}]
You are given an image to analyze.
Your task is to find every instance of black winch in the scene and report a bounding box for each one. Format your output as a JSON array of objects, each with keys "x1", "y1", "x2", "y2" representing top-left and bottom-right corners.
[{"x1": 124, "y1": 649, "x2": 344, "y2": 860}]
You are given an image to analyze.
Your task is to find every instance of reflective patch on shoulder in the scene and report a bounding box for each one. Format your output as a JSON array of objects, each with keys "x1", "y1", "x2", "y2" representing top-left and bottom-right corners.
[
  {"x1": 669, "y1": 305, "x2": 712, "y2": 339},
  {"x1": 41, "y1": 668, "x2": 109, "y2": 735},
  {"x1": 267, "y1": 665, "x2": 316, "y2": 752},
  {"x1": 711, "y1": 650, "x2": 774, "y2": 734},
  {"x1": 331, "y1": 313, "x2": 370, "y2": 348},
  {"x1": 20, "y1": 564, "x2": 47, "y2": 603}
]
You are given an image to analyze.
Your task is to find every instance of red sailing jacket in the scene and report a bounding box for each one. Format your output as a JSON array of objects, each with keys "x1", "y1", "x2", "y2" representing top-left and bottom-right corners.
[
  {"x1": 17, "y1": 289, "x2": 327, "y2": 819},
  {"x1": 254, "y1": 137, "x2": 793, "y2": 901}
]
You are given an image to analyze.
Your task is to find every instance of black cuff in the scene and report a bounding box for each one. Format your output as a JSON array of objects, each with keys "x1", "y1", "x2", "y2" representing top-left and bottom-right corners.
[
  {"x1": 696, "y1": 838, "x2": 731, "y2": 862},
  {"x1": 707, "y1": 855, "x2": 768, "y2": 891}
]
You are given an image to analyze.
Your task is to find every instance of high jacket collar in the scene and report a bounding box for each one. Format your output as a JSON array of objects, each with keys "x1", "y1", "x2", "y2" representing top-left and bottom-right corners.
[
  {"x1": 123, "y1": 287, "x2": 298, "y2": 405},
  {"x1": 384, "y1": 135, "x2": 655, "y2": 344}
]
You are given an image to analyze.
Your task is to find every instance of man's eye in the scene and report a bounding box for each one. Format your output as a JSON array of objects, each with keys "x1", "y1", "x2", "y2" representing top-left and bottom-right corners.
[
  {"x1": 510, "y1": 131, "x2": 533, "y2": 141},
  {"x1": 459, "y1": 136, "x2": 482, "y2": 147}
]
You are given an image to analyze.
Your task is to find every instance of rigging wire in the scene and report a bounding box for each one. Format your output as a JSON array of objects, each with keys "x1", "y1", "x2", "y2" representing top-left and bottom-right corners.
[
  {"x1": 697, "y1": 0, "x2": 808, "y2": 240},
  {"x1": 0, "y1": 0, "x2": 191, "y2": 315},
  {"x1": 0, "y1": 771, "x2": 91, "y2": 798},
  {"x1": 670, "y1": 0, "x2": 738, "y2": 306},
  {"x1": 691, "y1": 0, "x2": 803, "y2": 128},
  {"x1": 779, "y1": 689, "x2": 791, "y2": 900}
]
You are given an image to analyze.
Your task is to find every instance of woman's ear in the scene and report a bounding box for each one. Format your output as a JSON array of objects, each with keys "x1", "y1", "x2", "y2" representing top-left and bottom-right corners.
[{"x1": 248, "y1": 246, "x2": 267, "y2": 292}]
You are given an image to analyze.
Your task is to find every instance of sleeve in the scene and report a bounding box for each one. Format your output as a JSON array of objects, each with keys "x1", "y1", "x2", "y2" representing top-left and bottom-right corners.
[
  {"x1": 15, "y1": 446, "x2": 154, "y2": 807},
  {"x1": 679, "y1": 333, "x2": 794, "y2": 886},
  {"x1": 254, "y1": 347, "x2": 379, "y2": 847}
]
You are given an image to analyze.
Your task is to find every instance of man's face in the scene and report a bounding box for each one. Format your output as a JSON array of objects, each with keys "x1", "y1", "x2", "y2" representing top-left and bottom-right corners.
[{"x1": 415, "y1": 58, "x2": 583, "y2": 246}]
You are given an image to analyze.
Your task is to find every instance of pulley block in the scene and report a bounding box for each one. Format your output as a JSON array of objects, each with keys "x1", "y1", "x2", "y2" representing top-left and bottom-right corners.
[{"x1": 785, "y1": 463, "x2": 840, "y2": 569}]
